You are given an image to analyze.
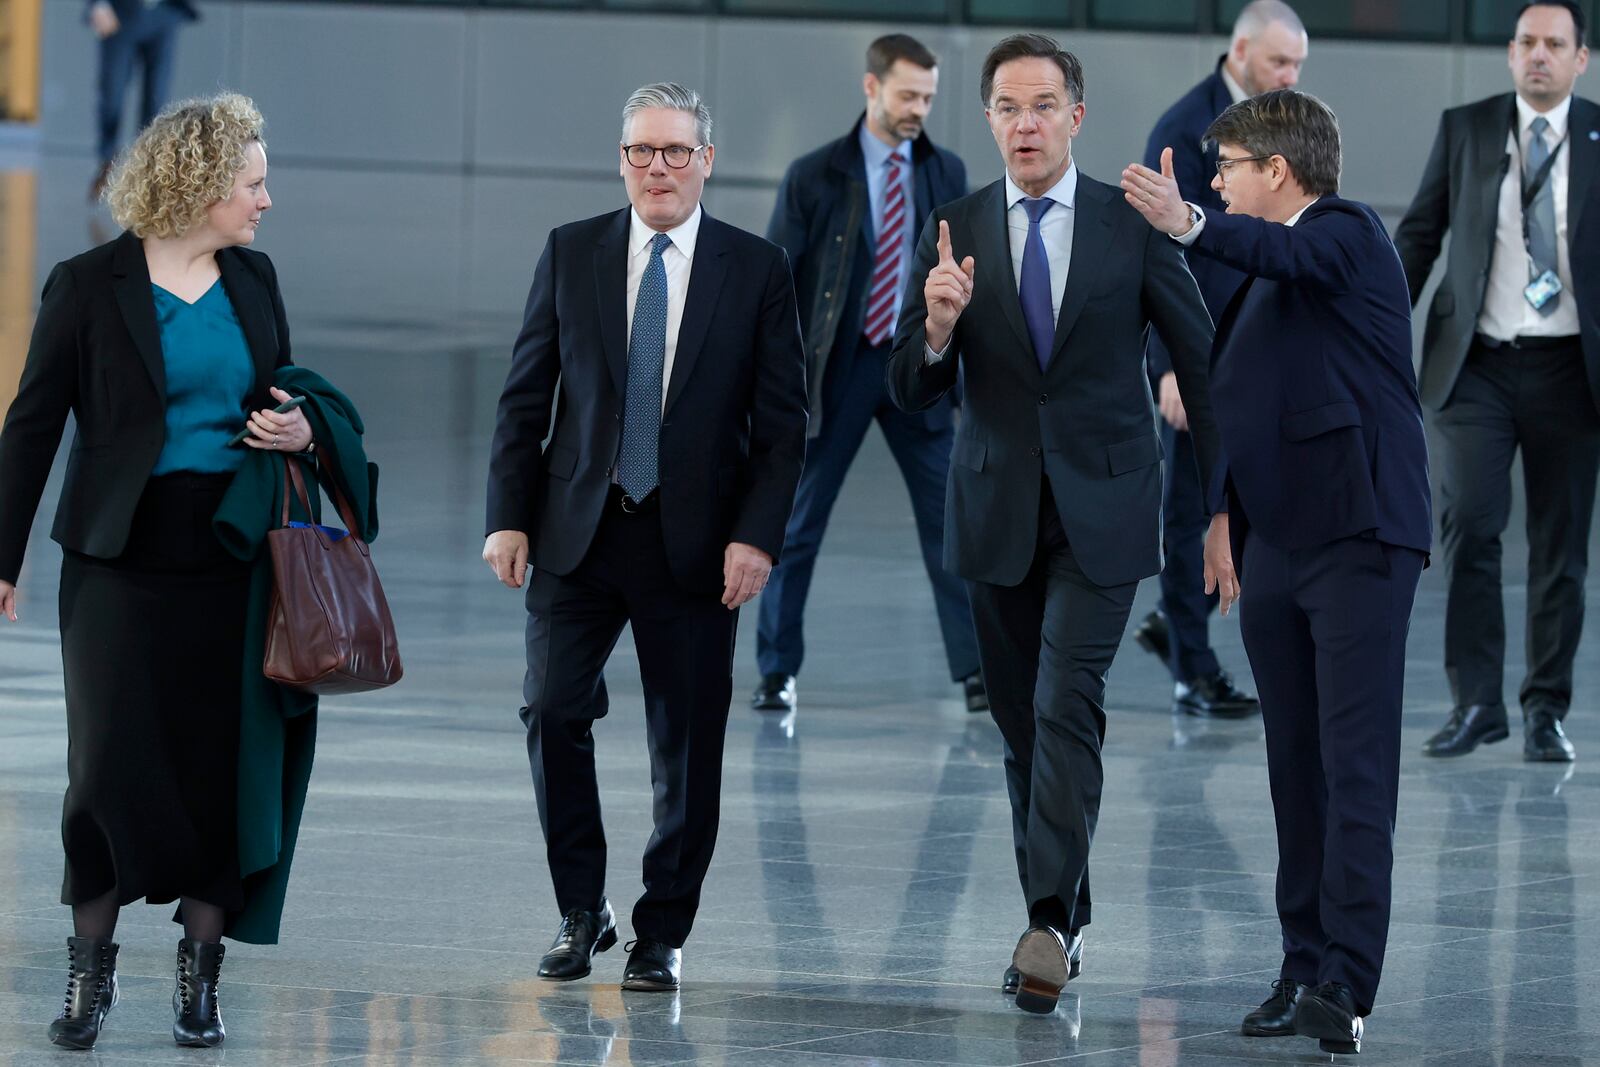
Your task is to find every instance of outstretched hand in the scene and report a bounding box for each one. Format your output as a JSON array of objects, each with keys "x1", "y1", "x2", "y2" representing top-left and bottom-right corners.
[{"x1": 1120, "y1": 148, "x2": 1193, "y2": 237}]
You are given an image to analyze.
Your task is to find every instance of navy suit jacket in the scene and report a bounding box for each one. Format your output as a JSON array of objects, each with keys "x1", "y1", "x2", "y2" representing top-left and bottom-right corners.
[
  {"x1": 767, "y1": 114, "x2": 966, "y2": 436},
  {"x1": 1190, "y1": 198, "x2": 1432, "y2": 559},
  {"x1": 1143, "y1": 59, "x2": 1246, "y2": 380},
  {"x1": 485, "y1": 208, "x2": 809, "y2": 595}
]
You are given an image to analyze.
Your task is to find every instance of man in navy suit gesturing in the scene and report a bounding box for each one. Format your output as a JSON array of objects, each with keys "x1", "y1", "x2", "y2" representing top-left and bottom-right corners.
[{"x1": 1123, "y1": 90, "x2": 1431, "y2": 1056}]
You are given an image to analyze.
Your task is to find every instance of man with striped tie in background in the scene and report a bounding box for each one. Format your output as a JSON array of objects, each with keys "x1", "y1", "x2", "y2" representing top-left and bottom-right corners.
[{"x1": 756, "y1": 33, "x2": 982, "y2": 715}]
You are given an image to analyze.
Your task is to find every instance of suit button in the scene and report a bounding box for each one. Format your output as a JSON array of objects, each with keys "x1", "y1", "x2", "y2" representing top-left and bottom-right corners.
[
  {"x1": 834, "y1": 234, "x2": 844, "y2": 244},
  {"x1": 1030, "y1": 446, "x2": 1041, "y2": 457},
  {"x1": 823, "y1": 290, "x2": 832, "y2": 299},
  {"x1": 1038, "y1": 394, "x2": 1047, "y2": 405}
]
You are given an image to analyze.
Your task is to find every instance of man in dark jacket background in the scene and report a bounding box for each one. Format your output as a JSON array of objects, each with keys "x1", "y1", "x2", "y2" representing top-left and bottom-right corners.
[
  {"x1": 1132, "y1": 0, "x2": 1306, "y2": 718},
  {"x1": 754, "y1": 34, "x2": 982, "y2": 715}
]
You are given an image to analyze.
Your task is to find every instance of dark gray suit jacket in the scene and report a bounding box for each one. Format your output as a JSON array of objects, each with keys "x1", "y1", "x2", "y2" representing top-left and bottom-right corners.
[
  {"x1": 1394, "y1": 91, "x2": 1600, "y2": 413},
  {"x1": 886, "y1": 174, "x2": 1219, "y2": 589}
]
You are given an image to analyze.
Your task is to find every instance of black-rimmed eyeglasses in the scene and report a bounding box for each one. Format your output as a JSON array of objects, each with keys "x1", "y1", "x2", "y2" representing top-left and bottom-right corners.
[
  {"x1": 623, "y1": 143, "x2": 707, "y2": 169},
  {"x1": 1215, "y1": 154, "x2": 1273, "y2": 179}
]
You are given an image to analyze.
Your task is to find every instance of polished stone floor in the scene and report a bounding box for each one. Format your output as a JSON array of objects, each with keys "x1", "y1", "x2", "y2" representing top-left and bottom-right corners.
[{"x1": 1, "y1": 152, "x2": 1599, "y2": 1066}]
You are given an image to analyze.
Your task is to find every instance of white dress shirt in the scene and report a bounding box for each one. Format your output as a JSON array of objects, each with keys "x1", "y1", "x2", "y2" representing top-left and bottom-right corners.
[
  {"x1": 1478, "y1": 94, "x2": 1579, "y2": 340},
  {"x1": 1219, "y1": 63, "x2": 1249, "y2": 105},
  {"x1": 625, "y1": 205, "x2": 701, "y2": 411},
  {"x1": 927, "y1": 164, "x2": 1078, "y2": 363}
]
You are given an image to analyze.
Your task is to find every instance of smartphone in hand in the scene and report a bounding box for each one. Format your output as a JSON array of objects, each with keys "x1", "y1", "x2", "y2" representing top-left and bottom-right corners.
[{"x1": 228, "y1": 395, "x2": 306, "y2": 446}]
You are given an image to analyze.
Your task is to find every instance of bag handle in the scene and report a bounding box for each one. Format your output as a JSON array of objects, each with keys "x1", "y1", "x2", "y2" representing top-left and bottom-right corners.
[{"x1": 281, "y1": 458, "x2": 367, "y2": 554}]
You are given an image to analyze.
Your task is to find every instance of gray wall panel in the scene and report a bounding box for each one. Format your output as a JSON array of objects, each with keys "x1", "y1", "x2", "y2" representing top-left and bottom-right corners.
[
  {"x1": 465, "y1": 174, "x2": 622, "y2": 317},
  {"x1": 238, "y1": 4, "x2": 468, "y2": 165},
  {"x1": 472, "y1": 12, "x2": 709, "y2": 172}
]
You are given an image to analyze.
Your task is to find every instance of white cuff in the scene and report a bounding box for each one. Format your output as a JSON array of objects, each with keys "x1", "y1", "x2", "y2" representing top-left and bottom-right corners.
[
  {"x1": 1172, "y1": 203, "x2": 1206, "y2": 247},
  {"x1": 924, "y1": 338, "x2": 951, "y2": 364}
]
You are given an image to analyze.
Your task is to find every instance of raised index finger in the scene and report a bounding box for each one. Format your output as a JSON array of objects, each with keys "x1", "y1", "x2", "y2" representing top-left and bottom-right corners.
[{"x1": 937, "y1": 220, "x2": 953, "y2": 265}]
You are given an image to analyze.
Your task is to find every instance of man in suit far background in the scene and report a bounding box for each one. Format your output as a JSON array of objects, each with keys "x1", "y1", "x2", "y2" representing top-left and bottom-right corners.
[
  {"x1": 755, "y1": 34, "x2": 983, "y2": 716},
  {"x1": 1131, "y1": 0, "x2": 1307, "y2": 719},
  {"x1": 85, "y1": 0, "x2": 198, "y2": 200},
  {"x1": 483, "y1": 83, "x2": 807, "y2": 994},
  {"x1": 889, "y1": 33, "x2": 1219, "y2": 1018},
  {"x1": 1124, "y1": 87, "x2": 1431, "y2": 1056},
  {"x1": 1395, "y1": 0, "x2": 1598, "y2": 763}
]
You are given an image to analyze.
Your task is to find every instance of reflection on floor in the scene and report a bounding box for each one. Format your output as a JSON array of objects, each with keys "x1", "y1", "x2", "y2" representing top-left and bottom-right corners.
[{"x1": 1, "y1": 154, "x2": 1597, "y2": 1067}]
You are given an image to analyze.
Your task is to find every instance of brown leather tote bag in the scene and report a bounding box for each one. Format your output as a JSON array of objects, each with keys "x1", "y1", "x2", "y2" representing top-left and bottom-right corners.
[{"x1": 263, "y1": 460, "x2": 403, "y2": 694}]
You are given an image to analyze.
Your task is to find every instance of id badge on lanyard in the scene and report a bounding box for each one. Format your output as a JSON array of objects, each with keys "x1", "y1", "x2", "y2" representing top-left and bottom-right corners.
[{"x1": 1516, "y1": 125, "x2": 1568, "y2": 311}]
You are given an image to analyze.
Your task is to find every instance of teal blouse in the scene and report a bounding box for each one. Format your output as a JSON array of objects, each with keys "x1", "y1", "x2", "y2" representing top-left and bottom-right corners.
[{"x1": 150, "y1": 280, "x2": 255, "y2": 476}]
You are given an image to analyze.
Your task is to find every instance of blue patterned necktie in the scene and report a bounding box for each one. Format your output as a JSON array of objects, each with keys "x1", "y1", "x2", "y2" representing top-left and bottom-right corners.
[
  {"x1": 619, "y1": 232, "x2": 671, "y2": 501},
  {"x1": 1525, "y1": 116, "x2": 1559, "y2": 316},
  {"x1": 1019, "y1": 197, "x2": 1055, "y2": 370}
]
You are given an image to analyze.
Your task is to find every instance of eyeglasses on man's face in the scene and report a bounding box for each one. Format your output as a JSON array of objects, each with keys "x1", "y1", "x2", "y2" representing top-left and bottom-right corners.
[
  {"x1": 623, "y1": 143, "x2": 707, "y2": 169},
  {"x1": 987, "y1": 102, "x2": 1063, "y2": 126},
  {"x1": 1215, "y1": 154, "x2": 1273, "y2": 180}
]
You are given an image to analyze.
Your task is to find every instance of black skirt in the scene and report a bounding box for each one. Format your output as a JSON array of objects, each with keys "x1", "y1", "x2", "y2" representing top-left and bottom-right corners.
[{"x1": 58, "y1": 472, "x2": 251, "y2": 910}]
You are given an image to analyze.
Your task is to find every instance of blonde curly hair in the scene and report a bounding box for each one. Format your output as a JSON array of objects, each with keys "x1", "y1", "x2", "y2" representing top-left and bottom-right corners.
[{"x1": 105, "y1": 92, "x2": 267, "y2": 239}]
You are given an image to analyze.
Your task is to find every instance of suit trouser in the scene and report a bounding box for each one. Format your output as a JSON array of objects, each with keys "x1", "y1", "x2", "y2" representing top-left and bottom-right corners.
[
  {"x1": 966, "y1": 478, "x2": 1138, "y2": 933},
  {"x1": 96, "y1": 4, "x2": 184, "y2": 164},
  {"x1": 1435, "y1": 339, "x2": 1600, "y2": 717},
  {"x1": 521, "y1": 494, "x2": 737, "y2": 947},
  {"x1": 1155, "y1": 417, "x2": 1221, "y2": 681},
  {"x1": 1239, "y1": 530, "x2": 1424, "y2": 1016},
  {"x1": 757, "y1": 338, "x2": 979, "y2": 682}
]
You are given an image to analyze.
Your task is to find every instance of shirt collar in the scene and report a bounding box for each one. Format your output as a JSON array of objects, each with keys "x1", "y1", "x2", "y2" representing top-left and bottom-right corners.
[
  {"x1": 1285, "y1": 196, "x2": 1320, "y2": 227},
  {"x1": 1516, "y1": 93, "x2": 1572, "y2": 139},
  {"x1": 1005, "y1": 162, "x2": 1078, "y2": 212},
  {"x1": 1219, "y1": 63, "x2": 1249, "y2": 105},
  {"x1": 859, "y1": 122, "x2": 912, "y2": 173},
  {"x1": 629, "y1": 205, "x2": 702, "y2": 261}
]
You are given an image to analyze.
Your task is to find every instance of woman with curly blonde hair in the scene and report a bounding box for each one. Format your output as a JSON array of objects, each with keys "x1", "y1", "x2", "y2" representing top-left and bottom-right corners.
[{"x1": 0, "y1": 91, "x2": 311, "y2": 1050}]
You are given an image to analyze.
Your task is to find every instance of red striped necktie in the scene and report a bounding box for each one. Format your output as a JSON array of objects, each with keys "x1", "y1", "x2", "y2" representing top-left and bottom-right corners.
[{"x1": 864, "y1": 153, "x2": 908, "y2": 346}]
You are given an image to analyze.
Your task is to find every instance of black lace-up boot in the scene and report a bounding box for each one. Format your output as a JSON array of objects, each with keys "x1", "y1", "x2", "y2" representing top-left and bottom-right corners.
[
  {"x1": 46, "y1": 936, "x2": 119, "y2": 1049},
  {"x1": 172, "y1": 938, "x2": 227, "y2": 1047}
]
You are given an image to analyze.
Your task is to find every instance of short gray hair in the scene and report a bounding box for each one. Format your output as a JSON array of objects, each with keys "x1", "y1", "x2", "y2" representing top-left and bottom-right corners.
[
  {"x1": 1232, "y1": 0, "x2": 1306, "y2": 44},
  {"x1": 1204, "y1": 88, "x2": 1339, "y2": 196},
  {"x1": 621, "y1": 82, "x2": 712, "y2": 146}
]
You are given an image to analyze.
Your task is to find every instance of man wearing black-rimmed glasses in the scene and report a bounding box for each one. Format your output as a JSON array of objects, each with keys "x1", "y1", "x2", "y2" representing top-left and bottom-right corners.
[
  {"x1": 483, "y1": 82, "x2": 807, "y2": 992},
  {"x1": 1396, "y1": 0, "x2": 1598, "y2": 763}
]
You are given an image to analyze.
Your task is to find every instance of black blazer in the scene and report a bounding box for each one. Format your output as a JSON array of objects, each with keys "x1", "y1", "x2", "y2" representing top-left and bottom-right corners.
[
  {"x1": 886, "y1": 174, "x2": 1220, "y2": 588},
  {"x1": 1194, "y1": 198, "x2": 1432, "y2": 561},
  {"x1": 485, "y1": 207, "x2": 809, "y2": 595},
  {"x1": 0, "y1": 232, "x2": 289, "y2": 584},
  {"x1": 767, "y1": 115, "x2": 966, "y2": 436},
  {"x1": 1394, "y1": 92, "x2": 1600, "y2": 413}
]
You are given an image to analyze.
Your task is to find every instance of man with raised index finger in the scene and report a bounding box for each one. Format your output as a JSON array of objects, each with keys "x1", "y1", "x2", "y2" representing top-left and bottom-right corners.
[
  {"x1": 482, "y1": 82, "x2": 807, "y2": 994},
  {"x1": 886, "y1": 33, "x2": 1219, "y2": 1017}
]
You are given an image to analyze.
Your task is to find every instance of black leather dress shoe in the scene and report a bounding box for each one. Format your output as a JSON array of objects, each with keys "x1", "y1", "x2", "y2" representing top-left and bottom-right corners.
[
  {"x1": 621, "y1": 938, "x2": 681, "y2": 991},
  {"x1": 1174, "y1": 670, "x2": 1259, "y2": 718},
  {"x1": 962, "y1": 673, "x2": 989, "y2": 713},
  {"x1": 1422, "y1": 704, "x2": 1508, "y2": 757},
  {"x1": 1002, "y1": 930, "x2": 1080, "y2": 995},
  {"x1": 1293, "y1": 981, "x2": 1363, "y2": 1055},
  {"x1": 538, "y1": 901, "x2": 617, "y2": 980},
  {"x1": 1240, "y1": 978, "x2": 1302, "y2": 1037},
  {"x1": 751, "y1": 673, "x2": 796, "y2": 712},
  {"x1": 1010, "y1": 926, "x2": 1082, "y2": 1013},
  {"x1": 1525, "y1": 711, "x2": 1576, "y2": 762},
  {"x1": 1133, "y1": 610, "x2": 1170, "y2": 663}
]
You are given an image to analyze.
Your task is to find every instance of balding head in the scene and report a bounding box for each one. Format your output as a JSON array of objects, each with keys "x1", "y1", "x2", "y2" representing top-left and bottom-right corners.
[{"x1": 1228, "y1": 1, "x2": 1309, "y2": 95}]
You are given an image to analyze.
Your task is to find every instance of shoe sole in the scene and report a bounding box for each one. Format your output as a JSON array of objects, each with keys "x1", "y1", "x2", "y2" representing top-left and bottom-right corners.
[
  {"x1": 1002, "y1": 947, "x2": 1081, "y2": 996},
  {"x1": 620, "y1": 976, "x2": 679, "y2": 992},
  {"x1": 538, "y1": 927, "x2": 618, "y2": 981},
  {"x1": 174, "y1": 1032, "x2": 224, "y2": 1048},
  {"x1": 1524, "y1": 748, "x2": 1575, "y2": 762},
  {"x1": 1423, "y1": 725, "x2": 1509, "y2": 757},
  {"x1": 1239, "y1": 1021, "x2": 1296, "y2": 1038},
  {"x1": 1295, "y1": 999, "x2": 1361, "y2": 1055},
  {"x1": 751, "y1": 697, "x2": 794, "y2": 712},
  {"x1": 1176, "y1": 702, "x2": 1260, "y2": 719},
  {"x1": 1012, "y1": 930, "x2": 1068, "y2": 1015}
]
